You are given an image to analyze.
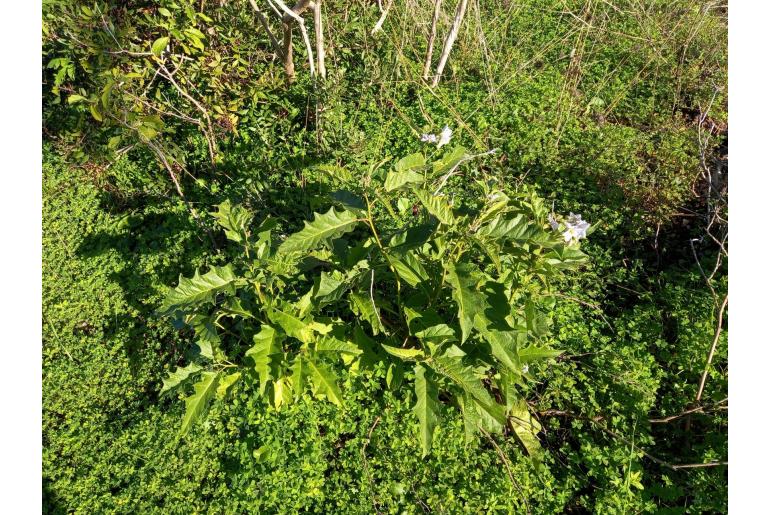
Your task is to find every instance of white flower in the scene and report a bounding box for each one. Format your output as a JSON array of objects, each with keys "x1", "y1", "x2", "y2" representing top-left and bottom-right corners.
[
  {"x1": 562, "y1": 212, "x2": 590, "y2": 243},
  {"x1": 522, "y1": 364, "x2": 529, "y2": 374},
  {"x1": 420, "y1": 133, "x2": 438, "y2": 143},
  {"x1": 437, "y1": 125, "x2": 453, "y2": 148}
]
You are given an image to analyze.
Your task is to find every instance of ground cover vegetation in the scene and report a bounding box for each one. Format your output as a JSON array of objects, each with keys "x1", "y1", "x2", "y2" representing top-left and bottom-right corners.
[{"x1": 43, "y1": 0, "x2": 727, "y2": 512}]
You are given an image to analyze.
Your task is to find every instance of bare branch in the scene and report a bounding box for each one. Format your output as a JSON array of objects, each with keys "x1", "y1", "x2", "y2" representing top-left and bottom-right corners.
[
  {"x1": 371, "y1": 0, "x2": 393, "y2": 35},
  {"x1": 247, "y1": 0, "x2": 286, "y2": 59},
  {"x1": 314, "y1": 0, "x2": 326, "y2": 78},
  {"x1": 431, "y1": 0, "x2": 469, "y2": 87},
  {"x1": 273, "y1": 0, "x2": 316, "y2": 80},
  {"x1": 423, "y1": 0, "x2": 443, "y2": 80},
  {"x1": 695, "y1": 294, "x2": 728, "y2": 403}
]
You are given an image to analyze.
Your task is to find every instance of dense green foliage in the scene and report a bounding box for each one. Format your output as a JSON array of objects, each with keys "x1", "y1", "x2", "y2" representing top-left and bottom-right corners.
[{"x1": 43, "y1": 0, "x2": 727, "y2": 513}]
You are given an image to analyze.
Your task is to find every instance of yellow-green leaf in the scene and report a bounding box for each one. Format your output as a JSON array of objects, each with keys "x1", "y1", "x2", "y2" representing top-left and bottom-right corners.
[
  {"x1": 152, "y1": 36, "x2": 169, "y2": 57},
  {"x1": 179, "y1": 371, "x2": 220, "y2": 436}
]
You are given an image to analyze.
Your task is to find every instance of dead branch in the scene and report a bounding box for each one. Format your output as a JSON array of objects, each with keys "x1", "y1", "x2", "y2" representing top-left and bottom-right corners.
[
  {"x1": 273, "y1": 0, "x2": 316, "y2": 82},
  {"x1": 649, "y1": 398, "x2": 727, "y2": 424},
  {"x1": 479, "y1": 427, "x2": 531, "y2": 515},
  {"x1": 371, "y1": 0, "x2": 393, "y2": 35},
  {"x1": 695, "y1": 294, "x2": 728, "y2": 403},
  {"x1": 422, "y1": 0, "x2": 443, "y2": 80},
  {"x1": 432, "y1": 0, "x2": 469, "y2": 87},
  {"x1": 538, "y1": 409, "x2": 727, "y2": 471},
  {"x1": 156, "y1": 61, "x2": 217, "y2": 165},
  {"x1": 247, "y1": 0, "x2": 286, "y2": 59}
]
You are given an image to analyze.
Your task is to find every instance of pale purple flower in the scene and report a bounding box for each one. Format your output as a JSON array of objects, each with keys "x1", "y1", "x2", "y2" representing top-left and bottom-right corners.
[
  {"x1": 562, "y1": 213, "x2": 590, "y2": 243},
  {"x1": 548, "y1": 213, "x2": 560, "y2": 231},
  {"x1": 420, "y1": 133, "x2": 438, "y2": 143}
]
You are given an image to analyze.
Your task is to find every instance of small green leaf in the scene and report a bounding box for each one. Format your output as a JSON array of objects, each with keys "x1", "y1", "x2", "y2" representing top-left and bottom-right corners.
[
  {"x1": 189, "y1": 315, "x2": 221, "y2": 360},
  {"x1": 267, "y1": 308, "x2": 316, "y2": 343},
  {"x1": 349, "y1": 292, "x2": 386, "y2": 335},
  {"x1": 432, "y1": 146, "x2": 467, "y2": 175},
  {"x1": 431, "y1": 355, "x2": 505, "y2": 426},
  {"x1": 291, "y1": 356, "x2": 308, "y2": 395},
  {"x1": 509, "y1": 400, "x2": 544, "y2": 460},
  {"x1": 89, "y1": 104, "x2": 103, "y2": 122},
  {"x1": 67, "y1": 94, "x2": 87, "y2": 104},
  {"x1": 151, "y1": 36, "x2": 170, "y2": 57},
  {"x1": 212, "y1": 200, "x2": 252, "y2": 244},
  {"x1": 389, "y1": 250, "x2": 429, "y2": 288},
  {"x1": 518, "y1": 346, "x2": 563, "y2": 363},
  {"x1": 316, "y1": 336, "x2": 362, "y2": 355},
  {"x1": 385, "y1": 153, "x2": 425, "y2": 192}
]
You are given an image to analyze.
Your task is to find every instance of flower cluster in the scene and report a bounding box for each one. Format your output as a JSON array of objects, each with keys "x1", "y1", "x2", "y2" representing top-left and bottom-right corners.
[
  {"x1": 549, "y1": 212, "x2": 590, "y2": 244},
  {"x1": 420, "y1": 125, "x2": 453, "y2": 148}
]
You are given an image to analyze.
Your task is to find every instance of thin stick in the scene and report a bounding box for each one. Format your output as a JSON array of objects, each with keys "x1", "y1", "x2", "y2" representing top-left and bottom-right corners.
[
  {"x1": 538, "y1": 409, "x2": 727, "y2": 471},
  {"x1": 649, "y1": 398, "x2": 727, "y2": 424},
  {"x1": 479, "y1": 427, "x2": 531, "y2": 514},
  {"x1": 422, "y1": 0, "x2": 443, "y2": 80},
  {"x1": 361, "y1": 416, "x2": 383, "y2": 515},
  {"x1": 695, "y1": 294, "x2": 728, "y2": 403},
  {"x1": 431, "y1": 0, "x2": 469, "y2": 87},
  {"x1": 156, "y1": 62, "x2": 217, "y2": 165}
]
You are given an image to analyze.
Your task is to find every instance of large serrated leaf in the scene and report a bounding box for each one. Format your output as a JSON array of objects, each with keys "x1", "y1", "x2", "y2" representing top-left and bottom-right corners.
[
  {"x1": 445, "y1": 263, "x2": 487, "y2": 343},
  {"x1": 179, "y1": 371, "x2": 220, "y2": 436},
  {"x1": 306, "y1": 357, "x2": 343, "y2": 406},
  {"x1": 415, "y1": 190, "x2": 456, "y2": 225},
  {"x1": 278, "y1": 208, "x2": 360, "y2": 254},
  {"x1": 267, "y1": 308, "x2": 315, "y2": 343},
  {"x1": 349, "y1": 291, "x2": 386, "y2": 335},
  {"x1": 414, "y1": 364, "x2": 440, "y2": 457},
  {"x1": 161, "y1": 363, "x2": 201, "y2": 394},
  {"x1": 316, "y1": 336, "x2": 362, "y2": 355},
  {"x1": 212, "y1": 200, "x2": 252, "y2": 244},
  {"x1": 245, "y1": 325, "x2": 283, "y2": 394},
  {"x1": 384, "y1": 153, "x2": 426, "y2": 191},
  {"x1": 159, "y1": 265, "x2": 238, "y2": 316},
  {"x1": 509, "y1": 400, "x2": 544, "y2": 461},
  {"x1": 389, "y1": 250, "x2": 429, "y2": 288},
  {"x1": 430, "y1": 355, "x2": 506, "y2": 426}
]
